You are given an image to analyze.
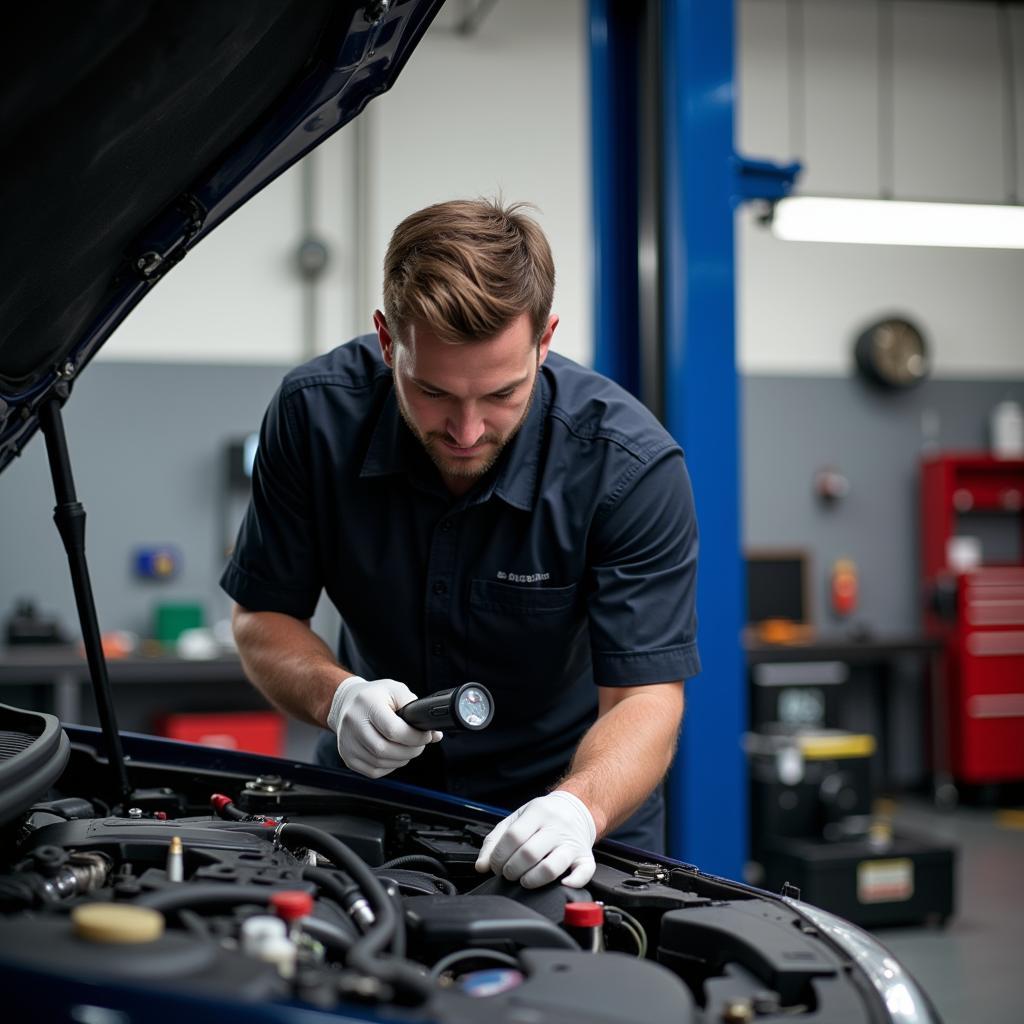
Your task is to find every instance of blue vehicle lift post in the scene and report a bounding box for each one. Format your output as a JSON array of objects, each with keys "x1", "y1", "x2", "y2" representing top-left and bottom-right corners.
[{"x1": 590, "y1": 0, "x2": 799, "y2": 879}]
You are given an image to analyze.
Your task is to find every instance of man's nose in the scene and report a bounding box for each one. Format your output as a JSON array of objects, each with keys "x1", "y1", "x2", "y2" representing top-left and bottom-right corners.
[{"x1": 446, "y1": 404, "x2": 485, "y2": 447}]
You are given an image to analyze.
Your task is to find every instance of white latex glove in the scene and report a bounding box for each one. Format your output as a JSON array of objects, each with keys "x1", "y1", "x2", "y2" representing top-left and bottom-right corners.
[
  {"x1": 474, "y1": 790, "x2": 597, "y2": 889},
  {"x1": 326, "y1": 676, "x2": 441, "y2": 779}
]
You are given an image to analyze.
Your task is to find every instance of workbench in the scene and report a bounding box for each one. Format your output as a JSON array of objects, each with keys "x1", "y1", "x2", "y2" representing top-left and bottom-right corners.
[
  {"x1": 0, "y1": 646, "x2": 322, "y2": 761},
  {"x1": 0, "y1": 646, "x2": 256, "y2": 728}
]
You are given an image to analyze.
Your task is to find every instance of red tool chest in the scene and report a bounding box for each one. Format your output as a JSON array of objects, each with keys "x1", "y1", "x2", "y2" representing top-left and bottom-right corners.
[
  {"x1": 921, "y1": 454, "x2": 1024, "y2": 784},
  {"x1": 156, "y1": 711, "x2": 285, "y2": 757}
]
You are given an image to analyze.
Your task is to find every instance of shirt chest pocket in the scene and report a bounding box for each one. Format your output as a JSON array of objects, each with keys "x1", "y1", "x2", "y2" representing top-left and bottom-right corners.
[
  {"x1": 466, "y1": 580, "x2": 583, "y2": 695},
  {"x1": 469, "y1": 579, "x2": 578, "y2": 614}
]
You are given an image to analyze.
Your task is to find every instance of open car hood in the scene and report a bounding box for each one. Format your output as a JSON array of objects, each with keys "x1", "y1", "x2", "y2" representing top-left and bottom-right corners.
[{"x1": 0, "y1": 0, "x2": 444, "y2": 474}]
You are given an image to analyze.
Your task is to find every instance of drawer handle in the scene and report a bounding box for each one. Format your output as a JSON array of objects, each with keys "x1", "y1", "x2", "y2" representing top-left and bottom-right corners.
[
  {"x1": 966, "y1": 631, "x2": 1024, "y2": 657},
  {"x1": 967, "y1": 694, "x2": 1024, "y2": 719}
]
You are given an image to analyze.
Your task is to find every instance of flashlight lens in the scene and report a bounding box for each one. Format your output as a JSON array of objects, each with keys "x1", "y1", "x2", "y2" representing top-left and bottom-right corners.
[{"x1": 457, "y1": 686, "x2": 490, "y2": 727}]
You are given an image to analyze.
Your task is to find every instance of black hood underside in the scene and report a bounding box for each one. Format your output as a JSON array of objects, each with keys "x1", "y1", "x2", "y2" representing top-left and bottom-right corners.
[
  {"x1": 0, "y1": 0, "x2": 443, "y2": 472},
  {"x1": 1, "y1": 1, "x2": 335, "y2": 393}
]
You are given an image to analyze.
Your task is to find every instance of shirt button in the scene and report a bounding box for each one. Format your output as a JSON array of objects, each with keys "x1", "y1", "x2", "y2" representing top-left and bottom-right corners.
[
  {"x1": 433, "y1": 580, "x2": 448, "y2": 596},
  {"x1": 431, "y1": 643, "x2": 443, "y2": 656},
  {"x1": 441, "y1": 519, "x2": 453, "y2": 532}
]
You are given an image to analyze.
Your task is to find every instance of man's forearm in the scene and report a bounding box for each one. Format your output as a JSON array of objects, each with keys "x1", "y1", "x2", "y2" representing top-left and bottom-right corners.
[
  {"x1": 231, "y1": 605, "x2": 353, "y2": 727},
  {"x1": 557, "y1": 683, "x2": 684, "y2": 838}
]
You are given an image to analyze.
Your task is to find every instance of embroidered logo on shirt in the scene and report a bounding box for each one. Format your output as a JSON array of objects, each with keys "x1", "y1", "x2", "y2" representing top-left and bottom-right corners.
[{"x1": 497, "y1": 570, "x2": 551, "y2": 584}]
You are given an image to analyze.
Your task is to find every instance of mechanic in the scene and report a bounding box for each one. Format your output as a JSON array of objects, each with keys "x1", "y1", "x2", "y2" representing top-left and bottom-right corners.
[{"x1": 221, "y1": 199, "x2": 700, "y2": 889}]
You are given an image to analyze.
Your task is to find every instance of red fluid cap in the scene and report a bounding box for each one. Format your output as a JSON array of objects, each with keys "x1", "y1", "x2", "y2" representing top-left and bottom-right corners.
[
  {"x1": 210, "y1": 794, "x2": 233, "y2": 814},
  {"x1": 271, "y1": 890, "x2": 314, "y2": 922},
  {"x1": 153, "y1": 811, "x2": 168, "y2": 821},
  {"x1": 563, "y1": 902, "x2": 604, "y2": 928}
]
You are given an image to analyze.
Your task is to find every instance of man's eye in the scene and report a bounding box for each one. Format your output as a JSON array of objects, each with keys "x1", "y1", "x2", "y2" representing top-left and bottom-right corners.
[
  {"x1": 491, "y1": 390, "x2": 515, "y2": 401},
  {"x1": 419, "y1": 388, "x2": 445, "y2": 399}
]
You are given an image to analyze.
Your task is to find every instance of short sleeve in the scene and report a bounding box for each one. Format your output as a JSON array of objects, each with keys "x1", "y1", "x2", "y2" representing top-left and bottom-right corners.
[
  {"x1": 219, "y1": 385, "x2": 323, "y2": 619},
  {"x1": 587, "y1": 449, "x2": 701, "y2": 685}
]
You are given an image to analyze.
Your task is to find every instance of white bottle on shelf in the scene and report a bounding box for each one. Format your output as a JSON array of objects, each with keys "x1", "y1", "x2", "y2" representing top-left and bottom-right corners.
[{"x1": 990, "y1": 400, "x2": 1024, "y2": 458}]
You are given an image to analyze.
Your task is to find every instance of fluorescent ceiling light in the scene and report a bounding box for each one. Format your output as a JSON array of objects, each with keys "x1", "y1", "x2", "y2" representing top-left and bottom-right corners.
[{"x1": 770, "y1": 196, "x2": 1024, "y2": 250}]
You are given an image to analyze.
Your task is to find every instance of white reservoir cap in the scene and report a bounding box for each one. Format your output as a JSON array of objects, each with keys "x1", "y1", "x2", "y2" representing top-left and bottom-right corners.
[{"x1": 241, "y1": 914, "x2": 287, "y2": 956}]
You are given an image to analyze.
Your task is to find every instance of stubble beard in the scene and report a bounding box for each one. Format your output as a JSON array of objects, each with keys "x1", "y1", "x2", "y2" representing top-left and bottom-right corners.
[{"x1": 396, "y1": 375, "x2": 538, "y2": 484}]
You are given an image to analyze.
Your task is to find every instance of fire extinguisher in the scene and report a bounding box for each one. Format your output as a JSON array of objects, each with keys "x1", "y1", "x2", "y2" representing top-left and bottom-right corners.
[{"x1": 831, "y1": 558, "x2": 858, "y2": 617}]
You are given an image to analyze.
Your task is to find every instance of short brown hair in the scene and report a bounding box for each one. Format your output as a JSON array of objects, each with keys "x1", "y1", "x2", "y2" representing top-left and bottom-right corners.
[{"x1": 382, "y1": 198, "x2": 555, "y2": 345}]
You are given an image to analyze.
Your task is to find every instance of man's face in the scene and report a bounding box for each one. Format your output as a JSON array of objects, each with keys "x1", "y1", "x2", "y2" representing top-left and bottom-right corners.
[{"x1": 375, "y1": 310, "x2": 556, "y2": 496}]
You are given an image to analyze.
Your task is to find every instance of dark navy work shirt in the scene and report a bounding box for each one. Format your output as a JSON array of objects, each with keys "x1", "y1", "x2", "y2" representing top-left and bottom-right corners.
[{"x1": 220, "y1": 335, "x2": 700, "y2": 822}]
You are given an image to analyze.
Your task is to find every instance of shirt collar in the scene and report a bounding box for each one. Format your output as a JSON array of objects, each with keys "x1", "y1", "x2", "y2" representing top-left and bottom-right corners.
[
  {"x1": 489, "y1": 368, "x2": 547, "y2": 511},
  {"x1": 358, "y1": 370, "x2": 548, "y2": 511},
  {"x1": 359, "y1": 386, "x2": 410, "y2": 479}
]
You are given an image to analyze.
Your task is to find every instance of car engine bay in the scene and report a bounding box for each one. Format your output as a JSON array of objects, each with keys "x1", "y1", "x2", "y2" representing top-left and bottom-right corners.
[{"x1": 0, "y1": 706, "x2": 897, "y2": 1023}]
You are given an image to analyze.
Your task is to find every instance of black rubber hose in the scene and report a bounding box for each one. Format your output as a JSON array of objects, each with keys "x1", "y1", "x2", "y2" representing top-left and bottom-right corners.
[
  {"x1": 279, "y1": 824, "x2": 400, "y2": 957},
  {"x1": 300, "y1": 916, "x2": 355, "y2": 957},
  {"x1": 380, "y1": 854, "x2": 449, "y2": 876},
  {"x1": 305, "y1": 866, "x2": 406, "y2": 959},
  {"x1": 302, "y1": 866, "x2": 358, "y2": 907},
  {"x1": 301, "y1": 866, "x2": 367, "y2": 943},
  {"x1": 279, "y1": 823, "x2": 432, "y2": 1001},
  {"x1": 210, "y1": 795, "x2": 249, "y2": 821},
  {"x1": 430, "y1": 947, "x2": 520, "y2": 979}
]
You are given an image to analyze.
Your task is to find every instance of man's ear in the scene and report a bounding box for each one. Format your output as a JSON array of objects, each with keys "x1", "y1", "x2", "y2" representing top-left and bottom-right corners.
[
  {"x1": 537, "y1": 313, "x2": 558, "y2": 367},
  {"x1": 373, "y1": 310, "x2": 395, "y2": 368}
]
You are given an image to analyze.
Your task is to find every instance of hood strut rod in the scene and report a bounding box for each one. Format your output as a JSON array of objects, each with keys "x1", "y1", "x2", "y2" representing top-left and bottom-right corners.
[{"x1": 39, "y1": 397, "x2": 132, "y2": 807}]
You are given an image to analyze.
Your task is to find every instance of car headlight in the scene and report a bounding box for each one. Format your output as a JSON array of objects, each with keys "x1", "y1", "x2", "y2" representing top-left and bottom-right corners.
[{"x1": 784, "y1": 898, "x2": 939, "y2": 1023}]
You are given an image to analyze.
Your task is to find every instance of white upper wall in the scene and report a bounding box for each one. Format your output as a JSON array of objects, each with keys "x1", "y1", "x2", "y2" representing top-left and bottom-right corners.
[
  {"x1": 100, "y1": 0, "x2": 590, "y2": 367},
  {"x1": 738, "y1": 0, "x2": 1024, "y2": 378}
]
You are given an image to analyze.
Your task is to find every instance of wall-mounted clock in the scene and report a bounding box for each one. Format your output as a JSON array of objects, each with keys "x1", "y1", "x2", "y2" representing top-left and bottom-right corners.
[{"x1": 854, "y1": 317, "x2": 930, "y2": 390}]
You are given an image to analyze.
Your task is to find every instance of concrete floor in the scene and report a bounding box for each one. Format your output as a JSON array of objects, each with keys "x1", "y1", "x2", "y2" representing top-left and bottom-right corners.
[{"x1": 876, "y1": 798, "x2": 1024, "y2": 1024}]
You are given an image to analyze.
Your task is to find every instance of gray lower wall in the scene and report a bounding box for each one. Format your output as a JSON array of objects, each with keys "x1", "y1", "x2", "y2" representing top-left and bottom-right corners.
[
  {"x1": 742, "y1": 375, "x2": 1024, "y2": 635},
  {"x1": 2, "y1": 362, "x2": 1022, "y2": 652},
  {"x1": 1, "y1": 363, "x2": 289, "y2": 640}
]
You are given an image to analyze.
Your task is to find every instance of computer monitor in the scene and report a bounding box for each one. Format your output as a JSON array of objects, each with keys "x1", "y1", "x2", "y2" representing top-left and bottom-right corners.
[{"x1": 746, "y1": 550, "x2": 811, "y2": 626}]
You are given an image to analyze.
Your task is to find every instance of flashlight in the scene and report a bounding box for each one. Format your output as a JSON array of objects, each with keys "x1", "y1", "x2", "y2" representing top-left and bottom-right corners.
[{"x1": 398, "y1": 682, "x2": 494, "y2": 732}]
